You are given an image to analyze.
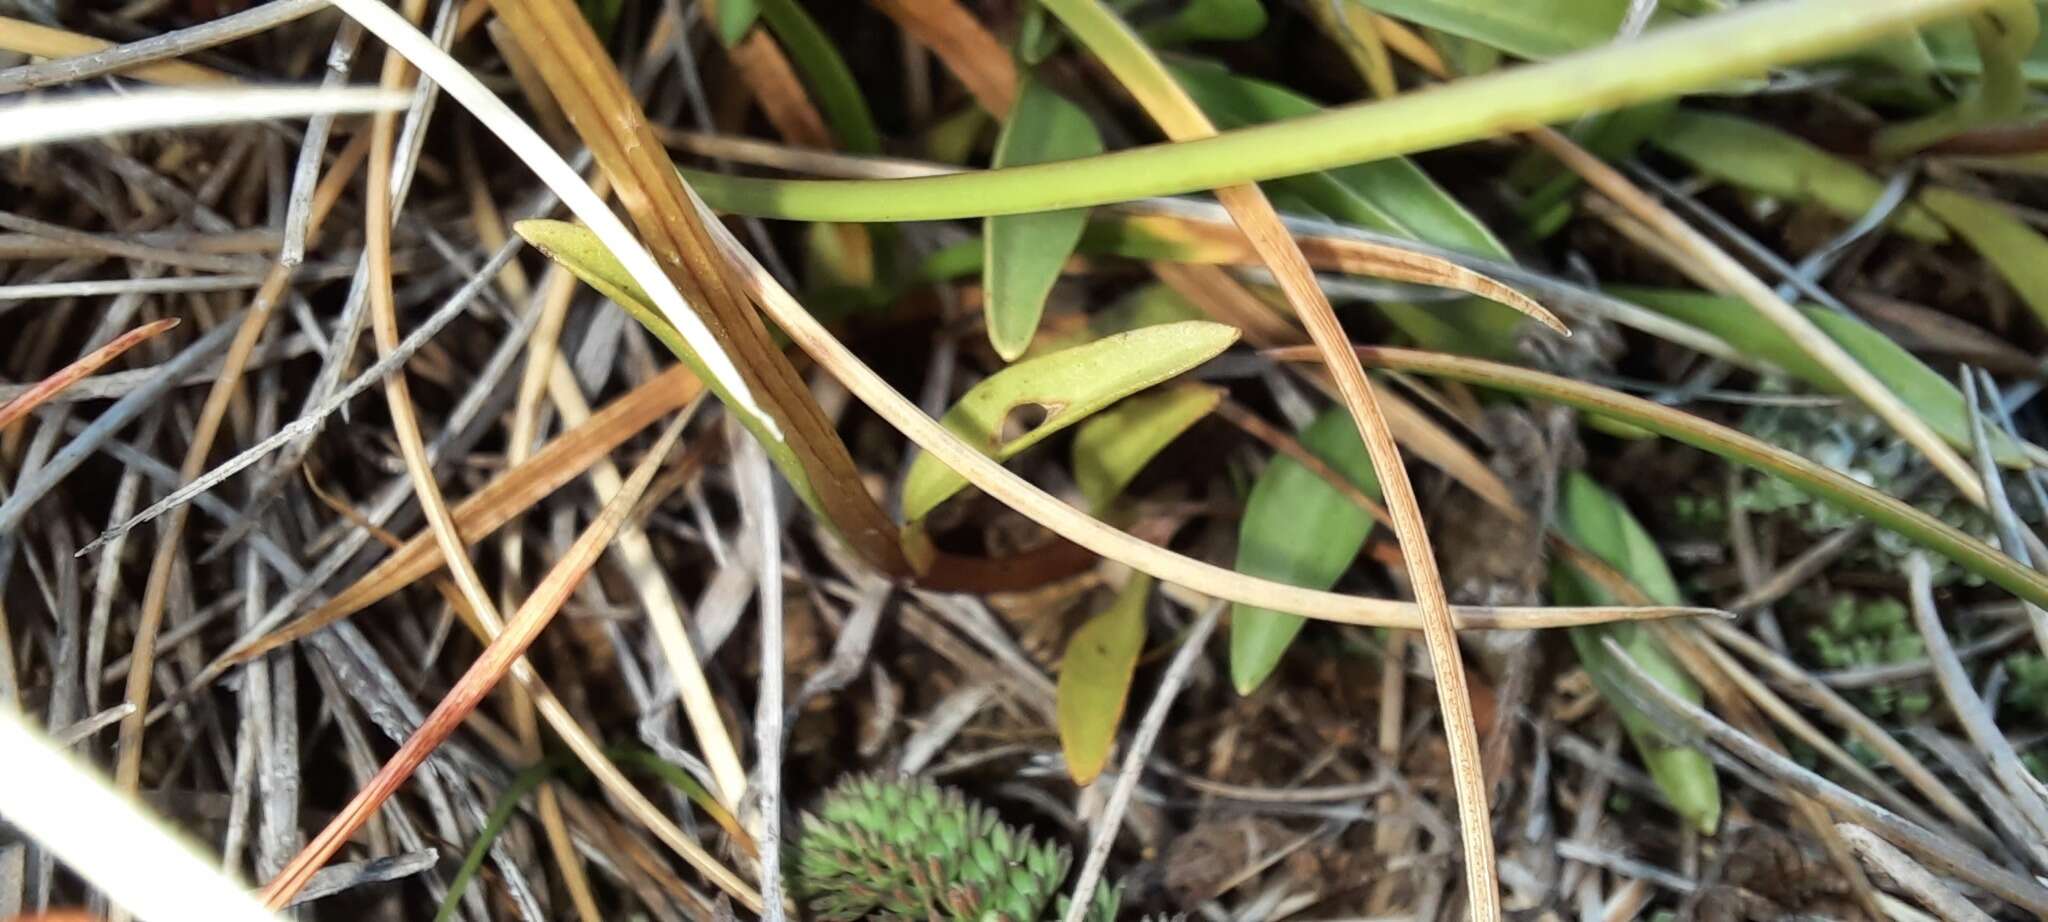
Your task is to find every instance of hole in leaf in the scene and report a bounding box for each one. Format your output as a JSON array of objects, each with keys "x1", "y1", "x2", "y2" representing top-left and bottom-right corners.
[{"x1": 997, "y1": 401, "x2": 1059, "y2": 447}]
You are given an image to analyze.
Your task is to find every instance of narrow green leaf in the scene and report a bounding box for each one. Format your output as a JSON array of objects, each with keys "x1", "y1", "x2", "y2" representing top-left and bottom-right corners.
[
  {"x1": 1169, "y1": 61, "x2": 1506, "y2": 255},
  {"x1": 1231, "y1": 406, "x2": 1382, "y2": 694},
  {"x1": 756, "y1": 0, "x2": 880, "y2": 154},
  {"x1": 901, "y1": 321, "x2": 1238, "y2": 521},
  {"x1": 709, "y1": 0, "x2": 761, "y2": 48},
  {"x1": 1337, "y1": 346, "x2": 2048, "y2": 610},
  {"x1": 1552, "y1": 473, "x2": 1721, "y2": 835},
  {"x1": 1057, "y1": 573, "x2": 1153, "y2": 785},
  {"x1": 1615, "y1": 285, "x2": 2031, "y2": 464},
  {"x1": 1917, "y1": 186, "x2": 2048, "y2": 329},
  {"x1": 1353, "y1": 0, "x2": 1641, "y2": 59},
  {"x1": 1168, "y1": 59, "x2": 1524, "y2": 356},
  {"x1": 1073, "y1": 383, "x2": 1223, "y2": 513},
  {"x1": 1144, "y1": 0, "x2": 1269, "y2": 45},
  {"x1": 515, "y1": 218, "x2": 836, "y2": 523},
  {"x1": 985, "y1": 78, "x2": 1105, "y2": 361},
  {"x1": 1650, "y1": 110, "x2": 1950, "y2": 243}
]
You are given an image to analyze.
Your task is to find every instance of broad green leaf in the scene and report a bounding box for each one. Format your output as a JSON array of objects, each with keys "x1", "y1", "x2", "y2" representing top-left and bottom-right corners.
[
  {"x1": 1144, "y1": 0, "x2": 1268, "y2": 45},
  {"x1": 1918, "y1": 186, "x2": 2048, "y2": 328},
  {"x1": 1168, "y1": 59, "x2": 1523, "y2": 356},
  {"x1": 1353, "y1": 0, "x2": 1639, "y2": 59},
  {"x1": 1552, "y1": 474, "x2": 1721, "y2": 835},
  {"x1": 1073, "y1": 383, "x2": 1224, "y2": 513},
  {"x1": 901, "y1": 321, "x2": 1238, "y2": 521},
  {"x1": 756, "y1": 0, "x2": 880, "y2": 154},
  {"x1": 707, "y1": 0, "x2": 760, "y2": 48},
  {"x1": 1231, "y1": 406, "x2": 1382, "y2": 694},
  {"x1": 1616, "y1": 286, "x2": 2030, "y2": 465},
  {"x1": 985, "y1": 78, "x2": 1105, "y2": 361},
  {"x1": 1057, "y1": 573, "x2": 1153, "y2": 784},
  {"x1": 1339, "y1": 347, "x2": 2048, "y2": 609},
  {"x1": 515, "y1": 219, "x2": 841, "y2": 525},
  {"x1": 1650, "y1": 110, "x2": 1950, "y2": 243}
]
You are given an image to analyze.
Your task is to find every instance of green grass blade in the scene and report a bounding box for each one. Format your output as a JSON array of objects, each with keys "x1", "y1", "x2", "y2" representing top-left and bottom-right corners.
[
  {"x1": 1324, "y1": 346, "x2": 2048, "y2": 609},
  {"x1": 1552, "y1": 473, "x2": 1722, "y2": 835},
  {"x1": 683, "y1": 0, "x2": 1987, "y2": 222},
  {"x1": 1615, "y1": 286, "x2": 2032, "y2": 464},
  {"x1": 517, "y1": 219, "x2": 836, "y2": 532},
  {"x1": 1230, "y1": 406, "x2": 1383, "y2": 694},
  {"x1": 985, "y1": 78, "x2": 1105, "y2": 361},
  {"x1": 756, "y1": 0, "x2": 881, "y2": 154},
  {"x1": 901, "y1": 321, "x2": 1238, "y2": 521},
  {"x1": 1650, "y1": 109, "x2": 1950, "y2": 242},
  {"x1": 1057, "y1": 573, "x2": 1153, "y2": 784}
]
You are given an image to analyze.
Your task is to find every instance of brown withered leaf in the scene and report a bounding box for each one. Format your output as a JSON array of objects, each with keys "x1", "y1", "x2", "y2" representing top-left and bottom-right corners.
[{"x1": 486, "y1": 0, "x2": 910, "y2": 577}]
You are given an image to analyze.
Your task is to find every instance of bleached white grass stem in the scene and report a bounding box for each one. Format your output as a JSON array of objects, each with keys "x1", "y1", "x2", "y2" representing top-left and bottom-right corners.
[
  {"x1": 321, "y1": 0, "x2": 776, "y2": 438},
  {"x1": 0, "y1": 86, "x2": 404, "y2": 149},
  {"x1": 737, "y1": 424, "x2": 788, "y2": 922},
  {"x1": 0, "y1": 704, "x2": 285, "y2": 922}
]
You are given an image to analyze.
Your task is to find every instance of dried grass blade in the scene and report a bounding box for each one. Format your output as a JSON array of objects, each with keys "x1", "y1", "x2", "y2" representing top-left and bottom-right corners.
[
  {"x1": 0, "y1": 318, "x2": 177, "y2": 431},
  {"x1": 483, "y1": 0, "x2": 910, "y2": 575},
  {"x1": 1035, "y1": 2, "x2": 1504, "y2": 915},
  {"x1": 256, "y1": 415, "x2": 732, "y2": 908},
  {"x1": 223, "y1": 364, "x2": 701, "y2": 664}
]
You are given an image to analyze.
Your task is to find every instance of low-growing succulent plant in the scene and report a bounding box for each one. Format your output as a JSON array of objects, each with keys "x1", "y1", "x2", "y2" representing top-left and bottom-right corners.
[{"x1": 790, "y1": 775, "x2": 1121, "y2": 922}]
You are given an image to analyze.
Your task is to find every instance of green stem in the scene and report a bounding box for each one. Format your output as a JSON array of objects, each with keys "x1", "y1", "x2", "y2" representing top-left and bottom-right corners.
[{"x1": 684, "y1": 0, "x2": 1987, "y2": 221}]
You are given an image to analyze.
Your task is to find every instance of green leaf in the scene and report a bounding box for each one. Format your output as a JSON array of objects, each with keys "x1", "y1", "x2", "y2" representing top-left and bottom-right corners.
[
  {"x1": 1343, "y1": 347, "x2": 2048, "y2": 610},
  {"x1": 1169, "y1": 61, "x2": 1505, "y2": 255},
  {"x1": 709, "y1": 0, "x2": 761, "y2": 48},
  {"x1": 1615, "y1": 286, "x2": 2030, "y2": 465},
  {"x1": 515, "y1": 218, "x2": 839, "y2": 523},
  {"x1": 1057, "y1": 573, "x2": 1153, "y2": 785},
  {"x1": 1167, "y1": 59, "x2": 1523, "y2": 356},
  {"x1": 901, "y1": 321, "x2": 1238, "y2": 522},
  {"x1": 756, "y1": 0, "x2": 880, "y2": 154},
  {"x1": 1353, "y1": 0, "x2": 1642, "y2": 59},
  {"x1": 1917, "y1": 186, "x2": 2048, "y2": 329},
  {"x1": 1230, "y1": 406, "x2": 1382, "y2": 694},
  {"x1": 1144, "y1": 0, "x2": 1268, "y2": 45},
  {"x1": 1072, "y1": 383, "x2": 1223, "y2": 513},
  {"x1": 1551, "y1": 474, "x2": 1721, "y2": 835},
  {"x1": 1650, "y1": 110, "x2": 1950, "y2": 243},
  {"x1": 985, "y1": 78, "x2": 1105, "y2": 361}
]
